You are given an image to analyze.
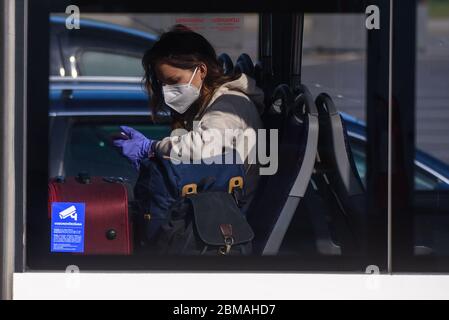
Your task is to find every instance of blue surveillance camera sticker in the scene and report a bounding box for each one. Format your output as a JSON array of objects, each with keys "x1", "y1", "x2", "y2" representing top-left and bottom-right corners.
[{"x1": 51, "y1": 202, "x2": 85, "y2": 253}]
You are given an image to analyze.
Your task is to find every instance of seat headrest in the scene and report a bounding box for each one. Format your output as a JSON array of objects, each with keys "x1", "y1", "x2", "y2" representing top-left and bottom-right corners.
[
  {"x1": 217, "y1": 53, "x2": 234, "y2": 76},
  {"x1": 315, "y1": 92, "x2": 338, "y2": 116},
  {"x1": 269, "y1": 84, "x2": 293, "y2": 116},
  {"x1": 293, "y1": 84, "x2": 318, "y2": 116},
  {"x1": 234, "y1": 53, "x2": 255, "y2": 78}
]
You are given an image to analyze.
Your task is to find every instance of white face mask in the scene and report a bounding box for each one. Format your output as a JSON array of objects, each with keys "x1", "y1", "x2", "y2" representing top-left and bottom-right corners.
[{"x1": 162, "y1": 66, "x2": 202, "y2": 114}]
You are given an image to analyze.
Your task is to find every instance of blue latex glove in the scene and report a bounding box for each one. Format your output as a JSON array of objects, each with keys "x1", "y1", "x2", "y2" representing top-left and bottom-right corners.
[{"x1": 113, "y1": 126, "x2": 157, "y2": 171}]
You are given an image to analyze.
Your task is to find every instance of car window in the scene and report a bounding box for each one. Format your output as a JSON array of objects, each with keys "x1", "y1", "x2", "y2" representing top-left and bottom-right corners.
[
  {"x1": 415, "y1": 166, "x2": 443, "y2": 190},
  {"x1": 50, "y1": 32, "x2": 63, "y2": 76},
  {"x1": 78, "y1": 51, "x2": 144, "y2": 77},
  {"x1": 64, "y1": 123, "x2": 171, "y2": 186}
]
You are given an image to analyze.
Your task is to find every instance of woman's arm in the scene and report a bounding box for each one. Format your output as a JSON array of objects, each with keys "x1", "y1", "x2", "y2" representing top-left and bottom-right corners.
[{"x1": 155, "y1": 95, "x2": 257, "y2": 162}]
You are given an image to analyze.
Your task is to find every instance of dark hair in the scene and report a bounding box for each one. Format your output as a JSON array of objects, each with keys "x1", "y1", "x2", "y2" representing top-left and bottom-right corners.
[{"x1": 142, "y1": 24, "x2": 241, "y2": 129}]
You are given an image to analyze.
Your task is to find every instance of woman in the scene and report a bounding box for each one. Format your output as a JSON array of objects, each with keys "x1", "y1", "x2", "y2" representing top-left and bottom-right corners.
[{"x1": 113, "y1": 25, "x2": 264, "y2": 205}]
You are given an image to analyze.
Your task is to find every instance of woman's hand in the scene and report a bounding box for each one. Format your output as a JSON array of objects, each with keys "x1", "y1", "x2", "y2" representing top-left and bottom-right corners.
[{"x1": 113, "y1": 126, "x2": 157, "y2": 171}]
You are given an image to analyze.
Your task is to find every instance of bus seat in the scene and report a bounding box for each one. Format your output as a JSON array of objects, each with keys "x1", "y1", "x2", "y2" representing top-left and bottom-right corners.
[
  {"x1": 313, "y1": 92, "x2": 367, "y2": 254},
  {"x1": 217, "y1": 53, "x2": 234, "y2": 76},
  {"x1": 234, "y1": 53, "x2": 255, "y2": 79},
  {"x1": 280, "y1": 183, "x2": 343, "y2": 256},
  {"x1": 261, "y1": 84, "x2": 291, "y2": 135},
  {"x1": 247, "y1": 84, "x2": 319, "y2": 255},
  {"x1": 254, "y1": 61, "x2": 263, "y2": 88},
  {"x1": 250, "y1": 84, "x2": 292, "y2": 199}
]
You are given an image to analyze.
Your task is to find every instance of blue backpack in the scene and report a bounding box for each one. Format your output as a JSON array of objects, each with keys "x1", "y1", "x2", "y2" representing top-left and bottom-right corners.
[{"x1": 133, "y1": 154, "x2": 253, "y2": 255}]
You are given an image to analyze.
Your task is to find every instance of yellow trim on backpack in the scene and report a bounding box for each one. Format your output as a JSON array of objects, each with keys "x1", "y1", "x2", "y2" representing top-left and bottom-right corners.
[
  {"x1": 228, "y1": 176, "x2": 244, "y2": 194},
  {"x1": 182, "y1": 183, "x2": 198, "y2": 197}
]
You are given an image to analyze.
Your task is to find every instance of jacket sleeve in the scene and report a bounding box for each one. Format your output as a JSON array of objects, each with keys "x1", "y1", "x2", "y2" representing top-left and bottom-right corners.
[{"x1": 154, "y1": 95, "x2": 248, "y2": 161}]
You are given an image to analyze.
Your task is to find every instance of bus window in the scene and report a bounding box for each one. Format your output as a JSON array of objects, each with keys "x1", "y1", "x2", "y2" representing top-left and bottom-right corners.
[
  {"x1": 28, "y1": 5, "x2": 390, "y2": 272},
  {"x1": 282, "y1": 13, "x2": 372, "y2": 259},
  {"x1": 414, "y1": 0, "x2": 449, "y2": 259}
]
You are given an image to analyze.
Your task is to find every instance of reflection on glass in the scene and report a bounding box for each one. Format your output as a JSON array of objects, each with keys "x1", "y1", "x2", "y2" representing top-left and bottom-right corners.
[{"x1": 414, "y1": 0, "x2": 449, "y2": 257}]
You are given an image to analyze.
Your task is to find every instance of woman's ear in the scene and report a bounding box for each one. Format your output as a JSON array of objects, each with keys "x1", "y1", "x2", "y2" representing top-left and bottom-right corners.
[{"x1": 199, "y1": 63, "x2": 207, "y2": 80}]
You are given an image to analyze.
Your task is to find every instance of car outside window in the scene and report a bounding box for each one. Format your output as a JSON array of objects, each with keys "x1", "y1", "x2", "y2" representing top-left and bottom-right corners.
[
  {"x1": 64, "y1": 122, "x2": 171, "y2": 186},
  {"x1": 78, "y1": 51, "x2": 144, "y2": 77}
]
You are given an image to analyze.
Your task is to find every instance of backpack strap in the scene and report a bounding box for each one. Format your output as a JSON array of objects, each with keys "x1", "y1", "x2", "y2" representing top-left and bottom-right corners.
[
  {"x1": 228, "y1": 176, "x2": 245, "y2": 208},
  {"x1": 228, "y1": 176, "x2": 244, "y2": 194}
]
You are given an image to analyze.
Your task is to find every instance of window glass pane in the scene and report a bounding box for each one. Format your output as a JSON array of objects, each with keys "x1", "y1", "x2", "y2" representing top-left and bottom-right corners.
[
  {"x1": 38, "y1": 9, "x2": 388, "y2": 272},
  {"x1": 46, "y1": 13, "x2": 265, "y2": 264},
  {"x1": 414, "y1": 0, "x2": 449, "y2": 258},
  {"x1": 302, "y1": 14, "x2": 366, "y2": 121},
  {"x1": 283, "y1": 13, "x2": 374, "y2": 262}
]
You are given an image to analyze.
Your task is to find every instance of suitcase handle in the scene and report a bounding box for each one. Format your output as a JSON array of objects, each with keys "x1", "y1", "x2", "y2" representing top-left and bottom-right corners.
[{"x1": 76, "y1": 172, "x2": 91, "y2": 184}]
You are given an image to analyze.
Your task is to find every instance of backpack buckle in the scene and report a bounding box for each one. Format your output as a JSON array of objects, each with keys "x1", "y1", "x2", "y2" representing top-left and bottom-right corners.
[
  {"x1": 228, "y1": 177, "x2": 245, "y2": 208},
  {"x1": 182, "y1": 183, "x2": 197, "y2": 197},
  {"x1": 228, "y1": 176, "x2": 244, "y2": 194},
  {"x1": 219, "y1": 224, "x2": 235, "y2": 255}
]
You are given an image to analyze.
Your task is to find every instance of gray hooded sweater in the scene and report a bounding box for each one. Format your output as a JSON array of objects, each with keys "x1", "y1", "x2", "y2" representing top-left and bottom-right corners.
[{"x1": 155, "y1": 73, "x2": 265, "y2": 163}]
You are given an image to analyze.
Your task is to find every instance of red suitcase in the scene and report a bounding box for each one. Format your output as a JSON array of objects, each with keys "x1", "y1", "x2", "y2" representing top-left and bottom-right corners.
[{"x1": 48, "y1": 175, "x2": 133, "y2": 255}]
